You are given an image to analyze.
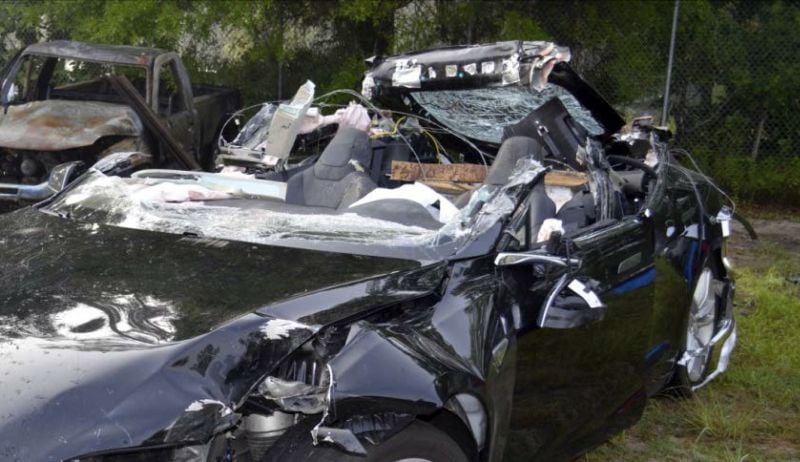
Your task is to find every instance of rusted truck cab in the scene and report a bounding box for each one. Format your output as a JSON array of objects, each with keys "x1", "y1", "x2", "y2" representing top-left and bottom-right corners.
[{"x1": 0, "y1": 41, "x2": 240, "y2": 206}]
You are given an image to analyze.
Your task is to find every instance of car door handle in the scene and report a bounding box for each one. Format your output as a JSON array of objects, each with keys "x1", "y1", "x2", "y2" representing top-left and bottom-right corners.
[
  {"x1": 538, "y1": 275, "x2": 606, "y2": 329},
  {"x1": 495, "y1": 252, "x2": 581, "y2": 268}
]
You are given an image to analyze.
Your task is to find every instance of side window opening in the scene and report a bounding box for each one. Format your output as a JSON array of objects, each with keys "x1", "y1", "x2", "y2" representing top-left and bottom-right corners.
[
  {"x1": 15, "y1": 56, "x2": 148, "y2": 103},
  {"x1": 10, "y1": 55, "x2": 43, "y2": 102},
  {"x1": 157, "y1": 60, "x2": 186, "y2": 116}
]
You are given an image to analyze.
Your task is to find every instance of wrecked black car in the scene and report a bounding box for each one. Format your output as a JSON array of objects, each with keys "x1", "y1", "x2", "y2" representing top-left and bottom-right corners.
[{"x1": 0, "y1": 41, "x2": 738, "y2": 461}]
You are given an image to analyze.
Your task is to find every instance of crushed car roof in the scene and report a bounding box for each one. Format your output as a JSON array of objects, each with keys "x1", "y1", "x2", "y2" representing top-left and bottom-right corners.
[
  {"x1": 365, "y1": 40, "x2": 625, "y2": 136},
  {"x1": 22, "y1": 40, "x2": 167, "y2": 67}
]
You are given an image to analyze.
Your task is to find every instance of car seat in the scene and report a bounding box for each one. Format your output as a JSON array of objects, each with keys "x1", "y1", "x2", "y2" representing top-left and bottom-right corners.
[
  {"x1": 285, "y1": 128, "x2": 377, "y2": 209},
  {"x1": 478, "y1": 136, "x2": 556, "y2": 242}
]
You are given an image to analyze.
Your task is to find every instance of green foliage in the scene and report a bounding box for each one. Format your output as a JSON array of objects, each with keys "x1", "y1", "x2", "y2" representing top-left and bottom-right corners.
[{"x1": 0, "y1": 0, "x2": 797, "y2": 206}]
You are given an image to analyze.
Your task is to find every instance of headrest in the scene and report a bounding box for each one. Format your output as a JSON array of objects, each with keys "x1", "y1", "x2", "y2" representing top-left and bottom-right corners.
[
  {"x1": 484, "y1": 136, "x2": 544, "y2": 185},
  {"x1": 314, "y1": 128, "x2": 372, "y2": 181}
]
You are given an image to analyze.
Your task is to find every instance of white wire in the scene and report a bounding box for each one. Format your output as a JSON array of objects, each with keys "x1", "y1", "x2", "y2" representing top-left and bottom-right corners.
[
  {"x1": 314, "y1": 88, "x2": 492, "y2": 170},
  {"x1": 667, "y1": 147, "x2": 737, "y2": 214}
]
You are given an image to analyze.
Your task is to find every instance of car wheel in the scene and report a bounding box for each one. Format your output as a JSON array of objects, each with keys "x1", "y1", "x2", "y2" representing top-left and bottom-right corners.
[
  {"x1": 670, "y1": 259, "x2": 724, "y2": 396},
  {"x1": 260, "y1": 420, "x2": 470, "y2": 462}
]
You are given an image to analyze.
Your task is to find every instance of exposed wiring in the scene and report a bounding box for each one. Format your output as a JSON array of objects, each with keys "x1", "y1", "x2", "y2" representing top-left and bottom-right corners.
[
  {"x1": 315, "y1": 92, "x2": 430, "y2": 180},
  {"x1": 369, "y1": 115, "x2": 407, "y2": 138},
  {"x1": 421, "y1": 129, "x2": 443, "y2": 162},
  {"x1": 314, "y1": 88, "x2": 492, "y2": 170},
  {"x1": 218, "y1": 101, "x2": 282, "y2": 148},
  {"x1": 312, "y1": 96, "x2": 427, "y2": 180},
  {"x1": 669, "y1": 147, "x2": 736, "y2": 215}
]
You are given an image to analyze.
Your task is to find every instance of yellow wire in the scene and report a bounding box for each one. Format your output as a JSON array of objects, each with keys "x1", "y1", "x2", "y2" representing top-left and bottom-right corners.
[
  {"x1": 370, "y1": 116, "x2": 445, "y2": 163},
  {"x1": 370, "y1": 115, "x2": 407, "y2": 139},
  {"x1": 392, "y1": 116, "x2": 407, "y2": 134},
  {"x1": 422, "y1": 129, "x2": 443, "y2": 162}
]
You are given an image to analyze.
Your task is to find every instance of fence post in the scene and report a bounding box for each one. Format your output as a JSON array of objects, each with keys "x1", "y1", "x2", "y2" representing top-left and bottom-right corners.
[{"x1": 662, "y1": 0, "x2": 680, "y2": 126}]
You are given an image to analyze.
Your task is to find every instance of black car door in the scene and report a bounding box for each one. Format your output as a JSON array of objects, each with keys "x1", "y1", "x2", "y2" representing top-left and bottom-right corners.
[{"x1": 501, "y1": 207, "x2": 655, "y2": 458}]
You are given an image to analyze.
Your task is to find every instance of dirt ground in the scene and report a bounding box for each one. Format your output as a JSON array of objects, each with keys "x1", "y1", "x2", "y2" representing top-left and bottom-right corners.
[{"x1": 729, "y1": 217, "x2": 800, "y2": 271}]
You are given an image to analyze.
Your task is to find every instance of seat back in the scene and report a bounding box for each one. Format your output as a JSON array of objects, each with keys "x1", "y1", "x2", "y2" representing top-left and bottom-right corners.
[
  {"x1": 285, "y1": 128, "x2": 377, "y2": 209},
  {"x1": 484, "y1": 136, "x2": 545, "y2": 186},
  {"x1": 484, "y1": 136, "x2": 556, "y2": 243}
]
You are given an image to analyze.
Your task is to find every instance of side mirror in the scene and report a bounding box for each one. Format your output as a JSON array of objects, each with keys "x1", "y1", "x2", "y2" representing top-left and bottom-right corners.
[{"x1": 48, "y1": 161, "x2": 87, "y2": 194}]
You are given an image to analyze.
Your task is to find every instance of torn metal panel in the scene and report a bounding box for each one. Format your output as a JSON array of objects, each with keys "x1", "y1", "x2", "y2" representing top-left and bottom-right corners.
[
  {"x1": 0, "y1": 309, "x2": 316, "y2": 460},
  {"x1": 41, "y1": 151, "x2": 545, "y2": 261},
  {"x1": 366, "y1": 41, "x2": 567, "y2": 91},
  {"x1": 0, "y1": 208, "x2": 448, "y2": 460},
  {"x1": 0, "y1": 100, "x2": 142, "y2": 151}
]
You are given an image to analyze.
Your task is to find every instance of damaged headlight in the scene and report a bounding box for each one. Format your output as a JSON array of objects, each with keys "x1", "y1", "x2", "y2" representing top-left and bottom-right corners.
[
  {"x1": 258, "y1": 361, "x2": 332, "y2": 414},
  {"x1": 257, "y1": 326, "x2": 348, "y2": 414}
]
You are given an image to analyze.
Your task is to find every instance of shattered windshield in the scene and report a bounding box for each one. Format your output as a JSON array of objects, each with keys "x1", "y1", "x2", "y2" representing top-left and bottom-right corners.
[
  {"x1": 411, "y1": 84, "x2": 604, "y2": 144},
  {"x1": 41, "y1": 162, "x2": 545, "y2": 261}
]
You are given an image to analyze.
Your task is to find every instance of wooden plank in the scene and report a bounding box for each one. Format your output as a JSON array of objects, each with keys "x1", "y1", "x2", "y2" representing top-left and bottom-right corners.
[
  {"x1": 544, "y1": 171, "x2": 589, "y2": 188},
  {"x1": 391, "y1": 162, "x2": 588, "y2": 188},
  {"x1": 390, "y1": 161, "x2": 487, "y2": 183}
]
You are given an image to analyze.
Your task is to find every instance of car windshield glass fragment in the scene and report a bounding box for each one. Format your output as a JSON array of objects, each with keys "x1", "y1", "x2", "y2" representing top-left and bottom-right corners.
[
  {"x1": 411, "y1": 84, "x2": 604, "y2": 144},
  {"x1": 40, "y1": 164, "x2": 545, "y2": 260}
]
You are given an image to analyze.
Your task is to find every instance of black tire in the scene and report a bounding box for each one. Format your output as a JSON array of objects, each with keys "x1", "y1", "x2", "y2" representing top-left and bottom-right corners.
[
  {"x1": 668, "y1": 257, "x2": 724, "y2": 397},
  {"x1": 261, "y1": 420, "x2": 469, "y2": 462}
]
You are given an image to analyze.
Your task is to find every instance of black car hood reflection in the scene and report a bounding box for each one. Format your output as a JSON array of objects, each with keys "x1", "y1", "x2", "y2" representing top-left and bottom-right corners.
[{"x1": 0, "y1": 210, "x2": 444, "y2": 461}]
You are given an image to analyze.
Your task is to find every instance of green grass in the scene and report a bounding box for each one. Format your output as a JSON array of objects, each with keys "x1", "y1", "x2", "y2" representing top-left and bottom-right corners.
[
  {"x1": 584, "y1": 240, "x2": 800, "y2": 461},
  {"x1": 695, "y1": 154, "x2": 800, "y2": 207}
]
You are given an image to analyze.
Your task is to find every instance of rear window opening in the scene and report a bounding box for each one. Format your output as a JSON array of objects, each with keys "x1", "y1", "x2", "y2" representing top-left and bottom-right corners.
[{"x1": 411, "y1": 84, "x2": 605, "y2": 144}]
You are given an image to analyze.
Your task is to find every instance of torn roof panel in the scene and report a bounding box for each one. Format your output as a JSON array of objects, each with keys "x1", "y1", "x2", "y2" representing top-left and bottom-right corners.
[
  {"x1": 22, "y1": 40, "x2": 166, "y2": 67},
  {"x1": 366, "y1": 41, "x2": 567, "y2": 91}
]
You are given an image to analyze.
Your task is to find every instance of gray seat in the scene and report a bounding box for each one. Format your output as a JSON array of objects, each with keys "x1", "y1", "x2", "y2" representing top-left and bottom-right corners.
[
  {"x1": 484, "y1": 136, "x2": 546, "y2": 185},
  {"x1": 285, "y1": 128, "x2": 377, "y2": 209},
  {"x1": 488, "y1": 136, "x2": 556, "y2": 242}
]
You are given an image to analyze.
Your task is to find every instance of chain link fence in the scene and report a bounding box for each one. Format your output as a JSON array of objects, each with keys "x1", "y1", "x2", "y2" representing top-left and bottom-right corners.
[{"x1": 528, "y1": 0, "x2": 800, "y2": 206}]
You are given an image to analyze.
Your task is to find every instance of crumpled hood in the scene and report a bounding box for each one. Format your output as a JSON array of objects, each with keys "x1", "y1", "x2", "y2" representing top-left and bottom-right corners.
[
  {"x1": 0, "y1": 209, "x2": 444, "y2": 461},
  {"x1": 0, "y1": 100, "x2": 142, "y2": 151}
]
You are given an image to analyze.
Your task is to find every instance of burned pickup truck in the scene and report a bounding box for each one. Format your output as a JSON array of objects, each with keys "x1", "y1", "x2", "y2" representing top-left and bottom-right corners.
[
  {"x1": 0, "y1": 40, "x2": 240, "y2": 206},
  {"x1": 0, "y1": 41, "x2": 741, "y2": 461}
]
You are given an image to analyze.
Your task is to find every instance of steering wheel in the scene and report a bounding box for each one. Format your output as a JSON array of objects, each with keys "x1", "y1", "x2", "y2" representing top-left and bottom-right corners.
[{"x1": 606, "y1": 155, "x2": 657, "y2": 180}]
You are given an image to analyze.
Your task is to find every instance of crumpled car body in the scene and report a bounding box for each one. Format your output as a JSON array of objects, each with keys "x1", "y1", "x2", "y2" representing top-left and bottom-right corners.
[
  {"x1": 0, "y1": 41, "x2": 738, "y2": 462},
  {"x1": 0, "y1": 99, "x2": 143, "y2": 151}
]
